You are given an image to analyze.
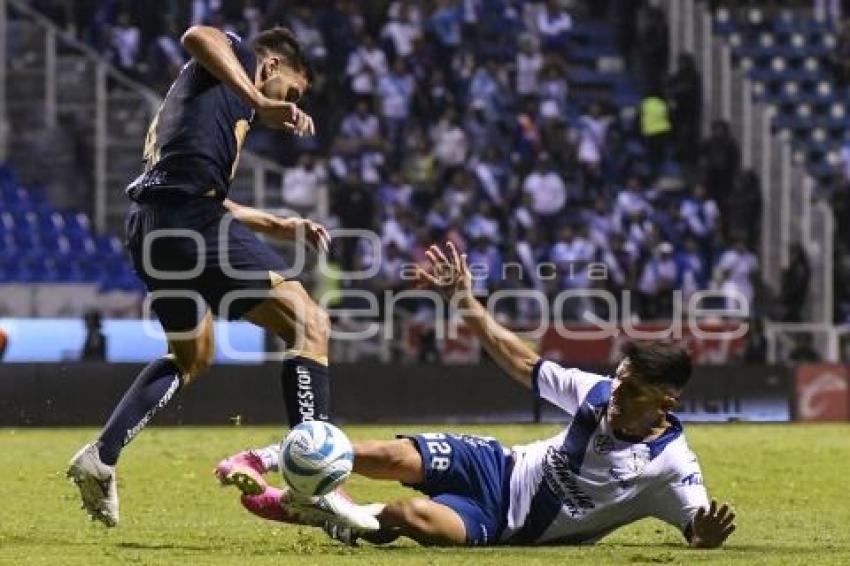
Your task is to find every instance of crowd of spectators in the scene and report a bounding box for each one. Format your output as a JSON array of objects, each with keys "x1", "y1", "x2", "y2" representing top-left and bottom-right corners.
[{"x1": 34, "y1": 0, "x2": 781, "y2": 324}]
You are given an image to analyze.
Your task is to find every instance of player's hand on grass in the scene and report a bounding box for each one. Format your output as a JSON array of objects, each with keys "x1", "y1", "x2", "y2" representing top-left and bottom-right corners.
[
  {"x1": 415, "y1": 241, "x2": 472, "y2": 299},
  {"x1": 689, "y1": 500, "x2": 736, "y2": 549},
  {"x1": 256, "y1": 97, "x2": 315, "y2": 136}
]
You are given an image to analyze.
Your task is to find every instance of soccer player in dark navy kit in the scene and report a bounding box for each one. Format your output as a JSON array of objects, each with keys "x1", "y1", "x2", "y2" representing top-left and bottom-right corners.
[{"x1": 67, "y1": 25, "x2": 378, "y2": 533}]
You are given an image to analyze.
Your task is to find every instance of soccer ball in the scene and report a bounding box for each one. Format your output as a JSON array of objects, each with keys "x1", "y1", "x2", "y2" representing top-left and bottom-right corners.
[{"x1": 280, "y1": 421, "x2": 354, "y2": 496}]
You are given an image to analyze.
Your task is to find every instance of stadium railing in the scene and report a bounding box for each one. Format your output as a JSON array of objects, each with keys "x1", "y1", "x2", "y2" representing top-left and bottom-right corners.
[{"x1": 764, "y1": 321, "x2": 842, "y2": 363}]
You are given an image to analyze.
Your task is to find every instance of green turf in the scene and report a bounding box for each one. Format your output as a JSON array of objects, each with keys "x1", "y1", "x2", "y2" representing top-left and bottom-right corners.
[{"x1": 0, "y1": 424, "x2": 848, "y2": 565}]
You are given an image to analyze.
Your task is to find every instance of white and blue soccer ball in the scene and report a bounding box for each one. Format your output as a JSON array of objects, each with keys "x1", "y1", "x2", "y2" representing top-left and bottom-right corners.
[{"x1": 280, "y1": 421, "x2": 354, "y2": 497}]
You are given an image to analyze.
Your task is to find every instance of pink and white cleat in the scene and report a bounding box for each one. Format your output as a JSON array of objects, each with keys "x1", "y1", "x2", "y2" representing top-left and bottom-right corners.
[
  {"x1": 240, "y1": 487, "x2": 301, "y2": 523},
  {"x1": 214, "y1": 451, "x2": 268, "y2": 497},
  {"x1": 215, "y1": 450, "x2": 380, "y2": 531}
]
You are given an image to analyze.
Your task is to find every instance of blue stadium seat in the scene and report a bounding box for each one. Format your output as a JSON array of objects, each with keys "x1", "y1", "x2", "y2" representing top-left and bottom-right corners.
[
  {"x1": 748, "y1": 67, "x2": 825, "y2": 85},
  {"x1": 713, "y1": 9, "x2": 738, "y2": 36},
  {"x1": 0, "y1": 164, "x2": 18, "y2": 190},
  {"x1": 808, "y1": 160, "x2": 840, "y2": 180},
  {"x1": 0, "y1": 172, "x2": 140, "y2": 290}
]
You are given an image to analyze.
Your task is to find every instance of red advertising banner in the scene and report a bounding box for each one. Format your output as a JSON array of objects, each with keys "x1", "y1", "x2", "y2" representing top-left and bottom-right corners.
[
  {"x1": 404, "y1": 321, "x2": 748, "y2": 366},
  {"x1": 795, "y1": 364, "x2": 850, "y2": 422}
]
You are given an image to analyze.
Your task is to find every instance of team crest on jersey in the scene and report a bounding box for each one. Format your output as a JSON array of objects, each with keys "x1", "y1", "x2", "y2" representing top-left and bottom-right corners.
[
  {"x1": 593, "y1": 435, "x2": 615, "y2": 454},
  {"x1": 608, "y1": 446, "x2": 650, "y2": 488},
  {"x1": 627, "y1": 447, "x2": 651, "y2": 475}
]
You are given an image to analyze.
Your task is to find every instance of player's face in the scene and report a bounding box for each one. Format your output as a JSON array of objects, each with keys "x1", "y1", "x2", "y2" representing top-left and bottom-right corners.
[
  {"x1": 608, "y1": 359, "x2": 677, "y2": 436},
  {"x1": 257, "y1": 58, "x2": 308, "y2": 104}
]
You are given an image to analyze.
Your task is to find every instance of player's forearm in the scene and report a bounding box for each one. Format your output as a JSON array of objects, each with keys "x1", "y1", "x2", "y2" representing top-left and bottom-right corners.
[
  {"x1": 181, "y1": 26, "x2": 263, "y2": 108},
  {"x1": 456, "y1": 293, "x2": 539, "y2": 388},
  {"x1": 223, "y1": 199, "x2": 290, "y2": 236}
]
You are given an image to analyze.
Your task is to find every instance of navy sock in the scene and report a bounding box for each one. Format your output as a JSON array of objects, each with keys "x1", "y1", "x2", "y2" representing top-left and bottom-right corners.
[
  {"x1": 97, "y1": 357, "x2": 182, "y2": 465},
  {"x1": 281, "y1": 356, "x2": 330, "y2": 427}
]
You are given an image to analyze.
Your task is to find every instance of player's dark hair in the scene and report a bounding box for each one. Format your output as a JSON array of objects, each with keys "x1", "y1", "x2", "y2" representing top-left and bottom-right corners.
[
  {"x1": 251, "y1": 27, "x2": 314, "y2": 83},
  {"x1": 622, "y1": 341, "x2": 692, "y2": 389}
]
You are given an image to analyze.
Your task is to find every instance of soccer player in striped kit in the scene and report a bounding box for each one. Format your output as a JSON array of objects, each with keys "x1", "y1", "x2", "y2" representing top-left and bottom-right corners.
[{"x1": 220, "y1": 242, "x2": 735, "y2": 549}]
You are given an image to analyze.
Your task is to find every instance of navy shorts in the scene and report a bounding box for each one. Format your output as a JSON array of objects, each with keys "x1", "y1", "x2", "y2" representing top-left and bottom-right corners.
[
  {"x1": 125, "y1": 198, "x2": 287, "y2": 332},
  {"x1": 402, "y1": 433, "x2": 514, "y2": 545}
]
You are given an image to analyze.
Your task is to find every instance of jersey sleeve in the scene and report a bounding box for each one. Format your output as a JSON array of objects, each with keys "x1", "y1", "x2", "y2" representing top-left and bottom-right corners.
[
  {"x1": 225, "y1": 31, "x2": 258, "y2": 79},
  {"x1": 532, "y1": 359, "x2": 607, "y2": 415},
  {"x1": 649, "y1": 450, "x2": 710, "y2": 535}
]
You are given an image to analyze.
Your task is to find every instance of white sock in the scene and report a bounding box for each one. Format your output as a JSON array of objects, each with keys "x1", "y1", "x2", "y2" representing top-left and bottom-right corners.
[{"x1": 251, "y1": 444, "x2": 281, "y2": 472}]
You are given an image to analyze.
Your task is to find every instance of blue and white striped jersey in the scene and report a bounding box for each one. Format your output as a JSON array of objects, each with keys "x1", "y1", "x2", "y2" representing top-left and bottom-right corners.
[{"x1": 501, "y1": 360, "x2": 709, "y2": 545}]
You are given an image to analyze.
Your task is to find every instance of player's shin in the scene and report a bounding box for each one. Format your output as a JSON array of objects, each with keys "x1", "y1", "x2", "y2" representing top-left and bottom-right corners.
[
  {"x1": 96, "y1": 356, "x2": 183, "y2": 465},
  {"x1": 280, "y1": 353, "x2": 330, "y2": 427}
]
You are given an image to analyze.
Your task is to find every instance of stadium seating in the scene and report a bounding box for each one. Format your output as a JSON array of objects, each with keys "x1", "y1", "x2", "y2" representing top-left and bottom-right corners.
[
  {"x1": 715, "y1": 7, "x2": 843, "y2": 183},
  {"x1": 0, "y1": 164, "x2": 142, "y2": 292}
]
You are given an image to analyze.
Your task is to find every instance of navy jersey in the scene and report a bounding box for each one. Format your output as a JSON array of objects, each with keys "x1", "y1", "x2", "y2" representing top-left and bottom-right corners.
[{"x1": 127, "y1": 32, "x2": 257, "y2": 200}]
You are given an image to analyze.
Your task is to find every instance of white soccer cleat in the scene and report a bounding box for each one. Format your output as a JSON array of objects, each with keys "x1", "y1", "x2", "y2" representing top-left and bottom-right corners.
[
  {"x1": 67, "y1": 443, "x2": 119, "y2": 527},
  {"x1": 285, "y1": 488, "x2": 380, "y2": 532}
]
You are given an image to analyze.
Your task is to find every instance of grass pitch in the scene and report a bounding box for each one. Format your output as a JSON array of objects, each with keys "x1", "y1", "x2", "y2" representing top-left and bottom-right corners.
[{"x1": 0, "y1": 424, "x2": 848, "y2": 565}]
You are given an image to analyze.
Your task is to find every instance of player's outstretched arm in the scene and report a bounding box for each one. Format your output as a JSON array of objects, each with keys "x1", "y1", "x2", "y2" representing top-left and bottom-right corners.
[
  {"x1": 415, "y1": 242, "x2": 540, "y2": 388},
  {"x1": 181, "y1": 26, "x2": 313, "y2": 135},
  {"x1": 223, "y1": 199, "x2": 330, "y2": 253},
  {"x1": 686, "y1": 500, "x2": 736, "y2": 549}
]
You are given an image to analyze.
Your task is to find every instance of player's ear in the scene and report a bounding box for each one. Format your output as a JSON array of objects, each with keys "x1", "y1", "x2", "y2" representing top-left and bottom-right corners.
[{"x1": 259, "y1": 57, "x2": 280, "y2": 82}]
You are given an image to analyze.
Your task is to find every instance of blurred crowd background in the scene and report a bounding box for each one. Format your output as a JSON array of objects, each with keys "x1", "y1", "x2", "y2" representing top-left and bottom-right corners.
[{"x1": 20, "y1": 0, "x2": 846, "y2": 333}]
